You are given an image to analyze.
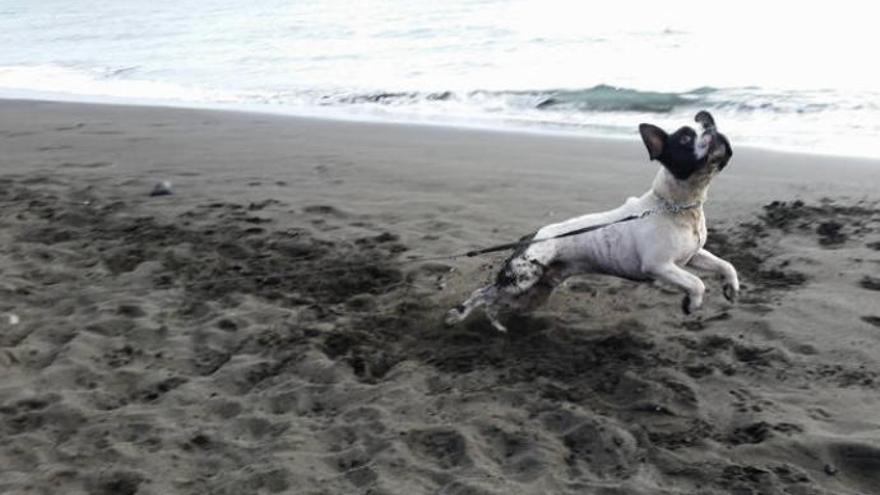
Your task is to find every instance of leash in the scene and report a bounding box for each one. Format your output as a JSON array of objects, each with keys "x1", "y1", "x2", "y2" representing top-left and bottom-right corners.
[
  {"x1": 404, "y1": 199, "x2": 701, "y2": 264},
  {"x1": 463, "y1": 214, "x2": 645, "y2": 257}
]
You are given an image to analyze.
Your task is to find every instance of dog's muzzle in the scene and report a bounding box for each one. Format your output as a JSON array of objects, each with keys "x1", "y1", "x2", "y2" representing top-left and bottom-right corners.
[
  {"x1": 695, "y1": 110, "x2": 716, "y2": 133},
  {"x1": 695, "y1": 110, "x2": 721, "y2": 156}
]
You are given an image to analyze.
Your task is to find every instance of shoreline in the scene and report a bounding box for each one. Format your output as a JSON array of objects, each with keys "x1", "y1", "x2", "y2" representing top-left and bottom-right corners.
[
  {"x1": 2, "y1": 97, "x2": 880, "y2": 494},
  {"x1": 3, "y1": 94, "x2": 880, "y2": 162}
]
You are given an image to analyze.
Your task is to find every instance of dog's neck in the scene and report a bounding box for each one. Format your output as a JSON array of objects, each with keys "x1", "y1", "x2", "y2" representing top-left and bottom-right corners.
[{"x1": 649, "y1": 167, "x2": 712, "y2": 208}]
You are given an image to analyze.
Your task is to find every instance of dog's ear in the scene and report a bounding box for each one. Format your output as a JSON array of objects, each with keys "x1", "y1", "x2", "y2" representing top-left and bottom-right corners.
[
  {"x1": 722, "y1": 135, "x2": 733, "y2": 160},
  {"x1": 717, "y1": 134, "x2": 733, "y2": 170},
  {"x1": 639, "y1": 124, "x2": 666, "y2": 161}
]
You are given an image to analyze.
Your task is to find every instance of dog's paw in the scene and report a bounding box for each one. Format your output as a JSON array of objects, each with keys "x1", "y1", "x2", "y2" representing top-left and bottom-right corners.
[
  {"x1": 489, "y1": 319, "x2": 509, "y2": 333},
  {"x1": 681, "y1": 295, "x2": 702, "y2": 315},
  {"x1": 723, "y1": 283, "x2": 738, "y2": 303},
  {"x1": 484, "y1": 308, "x2": 508, "y2": 333}
]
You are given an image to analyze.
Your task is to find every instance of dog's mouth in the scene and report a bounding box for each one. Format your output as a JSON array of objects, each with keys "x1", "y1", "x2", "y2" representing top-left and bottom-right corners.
[
  {"x1": 693, "y1": 129, "x2": 713, "y2": 159},
  {"x1": 694, "y1": 110, "x2": 733, "y2": 164},
  {"x1": 695, "y1": 110, "x2": 722, "y2": 158},
  {"x1": 698, "y1": 131, "x2": 714, "y2": 148}
]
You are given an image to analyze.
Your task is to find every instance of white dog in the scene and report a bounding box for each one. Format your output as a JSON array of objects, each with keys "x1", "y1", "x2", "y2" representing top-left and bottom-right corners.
[{"x1": 445, "y1": 111, "x2": 738, "y2": 332}]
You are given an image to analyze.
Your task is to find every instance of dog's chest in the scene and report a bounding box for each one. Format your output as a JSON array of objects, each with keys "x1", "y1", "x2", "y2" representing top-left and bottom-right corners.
[{"x1": 680, "y1": 211, "x2": 708, "y2": 262}]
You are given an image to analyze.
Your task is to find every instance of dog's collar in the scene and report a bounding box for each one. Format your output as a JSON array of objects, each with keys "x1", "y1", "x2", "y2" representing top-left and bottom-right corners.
[
  {"x1": 663, "y1": 200, "x2": 702, "y2": 214},
  {"x1": 650, "y1": 193, "x2": 702, "y2": 215}
]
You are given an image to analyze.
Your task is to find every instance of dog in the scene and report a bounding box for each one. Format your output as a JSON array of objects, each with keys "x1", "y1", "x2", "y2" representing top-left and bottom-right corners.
[{"x1": 445, "y1": 111, "x2": 738, "y2": 332}]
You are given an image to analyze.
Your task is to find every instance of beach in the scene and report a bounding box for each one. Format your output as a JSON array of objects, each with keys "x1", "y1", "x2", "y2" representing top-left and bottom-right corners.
[{"x1": 1, "y1": 98, "x2": 880, "y2": 494}]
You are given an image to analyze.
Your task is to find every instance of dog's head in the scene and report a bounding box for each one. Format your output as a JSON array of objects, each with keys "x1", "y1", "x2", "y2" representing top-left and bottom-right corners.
[{"x1": 639, "y1": 111, "x2": 733, "y2": 181}]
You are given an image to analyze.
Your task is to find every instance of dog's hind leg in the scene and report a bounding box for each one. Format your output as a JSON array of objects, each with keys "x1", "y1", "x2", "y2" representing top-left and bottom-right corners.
[
  {"x1": 647, "y1": 262, "x2": 706, "y2": 315},
  {"x1": 483, "y1": 264, "x2": 565, "y2": 332},
  {"x1": 516, "y1": 263, "x2": 567, "y2": 313},
  {"x1": 444, "y1": 285, "x2": 498, "y2": 327}
]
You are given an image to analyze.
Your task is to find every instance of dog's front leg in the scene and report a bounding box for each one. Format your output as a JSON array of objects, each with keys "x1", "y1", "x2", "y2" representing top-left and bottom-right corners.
[
  {"x1": 687, "y1": 249, "x2": 739, "y2": 302},
  {"x1": 647, "y1": 263, "x2": 706, "y2": 315}
]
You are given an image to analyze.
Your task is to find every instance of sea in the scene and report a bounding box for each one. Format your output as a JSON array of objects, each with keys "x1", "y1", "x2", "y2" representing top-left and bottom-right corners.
[{"x1": 1, "y1": 0, "x2": 878, "y2": 158}]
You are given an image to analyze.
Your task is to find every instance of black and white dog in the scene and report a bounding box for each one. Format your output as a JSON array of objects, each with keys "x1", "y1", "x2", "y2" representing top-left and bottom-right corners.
[{"x1": 445, "y1": 111, "x2": 738, "y2": 332}]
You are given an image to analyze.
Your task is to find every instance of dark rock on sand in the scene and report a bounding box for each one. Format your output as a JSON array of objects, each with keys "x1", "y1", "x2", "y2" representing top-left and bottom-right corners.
[
  {"x1": 859, "y1": 276, "x2": 880, "y2": 291},
  {"x1": 149, "y1": 180, "x2": 173, "y2": 196}
]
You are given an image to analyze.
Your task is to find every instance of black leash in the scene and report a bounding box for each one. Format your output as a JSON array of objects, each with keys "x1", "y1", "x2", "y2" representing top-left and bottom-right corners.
[
  {"x1": 463, "y1": 213, "x2": 643, "y2": 257},
  {"x1": 404, "y1": 200, "x2": 700, "y2": 265}
]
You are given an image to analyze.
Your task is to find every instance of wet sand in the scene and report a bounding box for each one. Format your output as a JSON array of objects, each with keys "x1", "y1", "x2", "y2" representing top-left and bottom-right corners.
[{"x1": 1, "y1": 99, "x2": 880, "y2": 494}]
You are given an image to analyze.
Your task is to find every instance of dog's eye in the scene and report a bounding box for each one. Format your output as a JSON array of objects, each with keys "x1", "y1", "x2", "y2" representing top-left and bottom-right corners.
[{"x1": 680, "y1": 135, "x2": 692, "y2": 145}]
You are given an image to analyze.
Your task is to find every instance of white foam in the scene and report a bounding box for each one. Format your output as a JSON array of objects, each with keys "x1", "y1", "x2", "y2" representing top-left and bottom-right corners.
[{"x1": 0, "y1": 65, "x2": 237, "y2": 104}]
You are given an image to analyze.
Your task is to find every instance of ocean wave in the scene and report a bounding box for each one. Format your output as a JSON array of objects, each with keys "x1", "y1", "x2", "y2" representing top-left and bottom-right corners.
[
  {"x1": 317, "y1": 85, "x2": 867, "y2": 116},
  {"x1": 0, "y1": 65, "x2": 867, "y2": 118},
  {"x1": 0, "y1": 64, "x2": 877, "y2": 157},
  {"x1": 531, "y1": 85, "x2": 703, "y2": 113},
  {"x1": 314, "y1": 85, "x2": 708, "y2": 114},
  {"x1": 0, "y1": 64, "x2": 238, "y2": 103}
]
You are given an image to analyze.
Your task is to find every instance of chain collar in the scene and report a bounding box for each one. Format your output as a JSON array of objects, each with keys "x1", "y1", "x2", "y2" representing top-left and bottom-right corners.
[{"x1": 643, "y1": 193, "x2": 702, "y2": 217}]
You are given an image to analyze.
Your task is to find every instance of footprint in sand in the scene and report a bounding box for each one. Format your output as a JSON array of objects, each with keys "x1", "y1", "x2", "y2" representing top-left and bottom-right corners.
[
  {"x1": 405, "y1": 428, "x2": 471, "y2": 469},
  {"x1": 86, "y1": 470, "x2": 145, "y2": 495},
  {"x1": 85, "y1": 130, "x2": 124, "y2": 135},
  {"x1": 303, "y1": 204, "x2": 346, "y2": 217},
  {"x1": 858, "y1": 275, "x2": 880, "y2": 291},
  {"x1": 54, "y1": 123, "x2": 85, "y2": 131},
  {"x1": 1, "y1": 130, "x2": 38, "y2": 137},
  {"x1": 59, "y1": 161, "x2": 114, "y2": 169},
  {"x1": 37, "y1": 144, "x2": 73, "y2": 151},
  {"x1": 861, "y1": 316, "x2": 880, "y2": 327}
]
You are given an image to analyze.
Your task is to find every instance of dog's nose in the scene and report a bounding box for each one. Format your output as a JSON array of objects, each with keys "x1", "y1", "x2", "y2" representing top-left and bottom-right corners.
[{"x1": 695, "y1": 111, "x2": 716, "y2": 132}]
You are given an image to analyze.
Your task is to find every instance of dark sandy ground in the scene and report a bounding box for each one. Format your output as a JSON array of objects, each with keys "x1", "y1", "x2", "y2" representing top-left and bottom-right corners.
[{"x1": 1, "y1": 100, "x2": 880, "y2": 495}]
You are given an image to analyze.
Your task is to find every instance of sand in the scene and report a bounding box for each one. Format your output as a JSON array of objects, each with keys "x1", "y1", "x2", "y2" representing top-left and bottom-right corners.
[{"x1": 1, "y1": 98, "x2": 879, "y2": 495}]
